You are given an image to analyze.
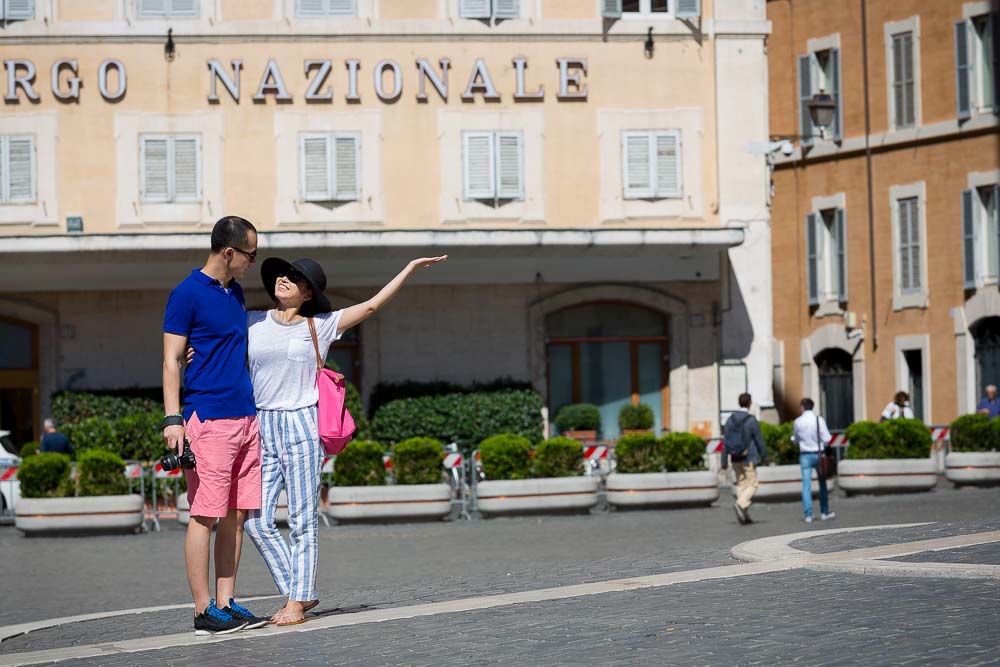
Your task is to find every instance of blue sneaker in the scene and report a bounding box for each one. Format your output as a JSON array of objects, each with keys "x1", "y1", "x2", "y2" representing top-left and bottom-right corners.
[
  {"x1": 225, "y1": 598, "x2": 270, "y2": 629},
  {"x1": 194, "y1": 599, "x2": 247, "y2": 636}
]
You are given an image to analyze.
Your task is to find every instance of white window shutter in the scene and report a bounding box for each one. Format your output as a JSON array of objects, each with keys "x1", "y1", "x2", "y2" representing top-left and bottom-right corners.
[
  {"x1": 675, "y1": 0, "x2": 700, "y2": 19},
  {"x1": 909, "y1": 200, "x2": 921, "y2": 289},
  {"x1": 601, "y1": 0, "x2": 622, "y2": 19},
  {"x1": 328, "y1": 0, "x2": 356, "y2": 16},
  {"x1": 493, "y1": 0, "x2": 519, "y2": 19},
  {"x1": 954, "y1": 20, "x2": 972, "y2": 120},
  {"x1": 167, "y1": 0, "x2": 198, "y2": 16},
  {"x1": 654, "y1": 132, "x2": 681, "y2": 197},
  {"x1": 138, "y1": 0, "x2": 166, "y2": 16},
  {"x1": 333, "y1": 135, "x2": 359, "y2": 200},
  {"x1": 463, "y1": 132, "x2": 495, "y2": 200},
  {"x1": 296, "y1": 0, "x2": 326, "y2": 17},
  {"x1": 830, "y1": 48, "x2": 843, "y2": 141},
  {"x1": 4, "y1": 0, "x2": 34, "y2": 20},
  {"x1": 961, "y1": 189, "x2": 976, "y2": 288},
  {"x1": 834, "y1": 208, "x2": 847, "y2": 301},
  {"x1": 797, "y1": 55, "x2": 814, "y2": 143},
  {"x1": 141, "y1": 138, "x2": 169, "y2": 202},
  {"x1": 622, "y1": 132, "x2": 652, "y2": 199},
  {"x1": 496, "y1": 132, "x2": 523, "y2": 200},
  {"x1": 301, "y1": 135, "x2": 331, "y2": 201},
  {"x1": 172, "y1": 137, "x2": 199, "y2": 201},
  {"x1": 459, "y1": 0, "x2": 491, "y2": 19},
  {"x1": 806, "y1": 213, "x2": 819, "y2": 306},
  {"x1": 6, "y1": 136, "x2": 34, "y2": 202}
]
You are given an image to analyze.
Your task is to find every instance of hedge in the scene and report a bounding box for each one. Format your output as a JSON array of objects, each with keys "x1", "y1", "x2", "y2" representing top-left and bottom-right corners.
[
  {"x1": 76, "y1": 449, "x2": 129, "y2": 497},
  {"x1": 614, "y1": 433, "x2": 661, "y2": 474},
  {"x1": 760, "y1": 422, "x2": 796, "y2": 465},
  {"x1": 372, "y1": 389, "x2": 543, "y2": 448},
  {"x1": 392, "y1": 437, "x2": 444, "y2": 485},
  {"x1": 18, "y1": 453, "x2": 72, "y2": 498},
  {"x1": 332, "y1": 440, "x2": 386, "y2": 486},
  {"x1": 949, "y1": 414, "x2": 997, "y2": 452},
  {"x1": 618, "y1": 404, "x2": 654, "y2": 431},
  {"x1": 660, "y1": 433, "x2": 707, "y2": 472},
  {"x1": 479, "y1": 434, "x2": 532, "y2": 480},
  {"x1": 368, "y1": 377, "x2": 531, "y2": 418},
  {"x1": 533, "y1": 437, "x2": 583, "y2": 478},
  {"x1": 554, "y1": 403, "x2": 601, "y2": 432},
  {"x1": 845, "y1": 419, "x2": 931, "y2": 459},
  {"x1": 52, "y1": 391, "x2": 162, "y2": 426},
  {"x1": 18, "y1": 441, "x2": 39, "y2": 457}
]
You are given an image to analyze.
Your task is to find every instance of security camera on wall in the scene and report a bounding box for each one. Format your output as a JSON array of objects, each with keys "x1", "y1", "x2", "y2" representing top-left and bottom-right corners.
[{"x1": 779, "y1": 140, "x2": 794, "y2": 156}]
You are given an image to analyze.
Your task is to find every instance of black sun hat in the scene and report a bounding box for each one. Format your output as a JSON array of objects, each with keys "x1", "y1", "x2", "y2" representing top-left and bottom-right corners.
[{"x1": 260, "y1": 257, "x2": 332, "y2": 314}]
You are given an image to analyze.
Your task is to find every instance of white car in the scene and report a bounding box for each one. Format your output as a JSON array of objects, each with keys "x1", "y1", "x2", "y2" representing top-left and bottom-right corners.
[{"x1": 0, "y1": 430, "x2": 22, "y2": 514}]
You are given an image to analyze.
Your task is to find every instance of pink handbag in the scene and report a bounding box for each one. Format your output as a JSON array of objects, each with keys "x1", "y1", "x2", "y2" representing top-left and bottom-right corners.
[{"x1": 308, "y1": 318, "x2": 356, "y2": 455}]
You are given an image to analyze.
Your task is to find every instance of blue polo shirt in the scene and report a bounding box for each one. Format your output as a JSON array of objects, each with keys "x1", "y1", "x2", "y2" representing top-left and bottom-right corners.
[
  {"x1": 977, "y1": 396, "x2": 1000, "y2": 419},
  {"x1": 163, "y1": 270, "x2": 256, "y2": 421}
]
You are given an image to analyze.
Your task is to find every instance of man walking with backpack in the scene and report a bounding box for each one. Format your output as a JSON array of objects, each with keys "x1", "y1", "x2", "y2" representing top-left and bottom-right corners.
[{"x1": 722, "y1": 393, "x2": 768, "y2": 525}]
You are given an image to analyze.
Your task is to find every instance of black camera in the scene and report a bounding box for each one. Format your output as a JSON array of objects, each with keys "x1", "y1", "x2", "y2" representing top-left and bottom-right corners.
[{"x1": 161, "y1": 440, "x2": 196, "y2": 471}]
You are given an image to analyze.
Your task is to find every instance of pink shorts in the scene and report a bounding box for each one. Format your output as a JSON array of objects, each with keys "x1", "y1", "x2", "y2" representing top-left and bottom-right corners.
[{"x1": 184, "y1": 413, "x2": 261, "y2": 518}]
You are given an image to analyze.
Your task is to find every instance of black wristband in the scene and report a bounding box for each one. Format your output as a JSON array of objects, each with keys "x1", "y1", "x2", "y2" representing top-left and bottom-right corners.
[{"x1": 162, "y1": 415, "x2": 184, "y2": 430}]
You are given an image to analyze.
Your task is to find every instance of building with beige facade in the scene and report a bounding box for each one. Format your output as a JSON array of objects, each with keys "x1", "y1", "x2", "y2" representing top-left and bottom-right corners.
[
  {"x1": 767, "y1": 0, "x2": 999, "y2": 429},
  {"x1": 0, "y1": 0, "x2": 773, "y2": 449}
]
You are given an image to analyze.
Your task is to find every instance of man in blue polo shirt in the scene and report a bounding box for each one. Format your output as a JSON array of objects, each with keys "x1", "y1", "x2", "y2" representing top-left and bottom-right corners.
[
  {"x1": 977, "y1": 384, "x2": 1000, "y2": 419},
  {"x1": 162, "y1": 215, "x2": 269, "y2": 636}
]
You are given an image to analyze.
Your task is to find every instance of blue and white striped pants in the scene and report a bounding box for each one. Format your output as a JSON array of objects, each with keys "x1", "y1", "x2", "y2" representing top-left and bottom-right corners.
[{"x1": 245, "y1": 406, "x2": 323, "y2": 602}]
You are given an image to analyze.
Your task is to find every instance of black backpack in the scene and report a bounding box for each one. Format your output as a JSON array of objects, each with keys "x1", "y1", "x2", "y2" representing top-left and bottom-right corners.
[{"x1": 723, "y1": 412, "x2": 752, "y2": 460}]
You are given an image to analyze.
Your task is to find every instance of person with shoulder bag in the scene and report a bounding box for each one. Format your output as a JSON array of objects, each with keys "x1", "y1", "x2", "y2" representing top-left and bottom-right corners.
[
  {"x1": 791, "y1": 397, "x2": 836, "y2": 524},
  {"x1": 722, "y1": 393, "x2": 768, "y2": 525}
]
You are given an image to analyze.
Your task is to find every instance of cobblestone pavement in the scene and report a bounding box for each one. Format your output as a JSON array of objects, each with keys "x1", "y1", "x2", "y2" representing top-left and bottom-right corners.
[
  {"x1": 887, "y1": 543, "x2": 1000, "y2": 565},
  {"x1": 1, "y1": 485, "x2": 998, "y2": 665}
]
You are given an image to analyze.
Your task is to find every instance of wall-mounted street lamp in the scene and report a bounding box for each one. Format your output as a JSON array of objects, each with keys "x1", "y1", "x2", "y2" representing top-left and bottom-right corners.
[{"x1": 805, "y1": 90, "x2": 837, "y2": 139}]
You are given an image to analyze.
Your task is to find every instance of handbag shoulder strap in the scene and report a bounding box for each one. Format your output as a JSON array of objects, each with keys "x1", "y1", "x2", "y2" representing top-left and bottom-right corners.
[{"x1": 306, "y1": 317, "x2": 322, "y2": 372}]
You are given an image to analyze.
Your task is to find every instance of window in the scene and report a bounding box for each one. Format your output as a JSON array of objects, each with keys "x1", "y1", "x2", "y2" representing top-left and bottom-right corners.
[
  {"x1": 890, "y1": 31, "x2": 916, "y2": 128},
  {"x1": 140, "y1": 135, "x2": 200, "y2": 203},
  {"x1": 815, "y1": 348, "x2": 854, "y2": 431},
  {"x1": 0, "y1": 136, "x2": 34, "y2": 204},
  {"x1": 459, "y1": 0, "x2": 518, "y2": 20},
  {"x1": 137, "y1": 0, "x2": 198, "y2": 17},
  {"x1": 897, "y1": 196, "x2": 922, "y2": 293},
  {"x1": 805, "y1": 208, "x2": 847, "y2": 306},
  {"x1": 0, "y1": 0, "x2": 33, "y2": 22},
  {"x1": 602, "y1": 0, "x2": 699, "y2": 18},
  {"x1": 955, "y1": 12, "x2": 998, "y2": 119},
  {"x1": 902, "y1": 349, "x2": 924, "y2": 421},
  {"x1": 462, "y1": 131, "x2": 523, "y2": 203},
  {"x1": 299, "y1": 133, "x2": 360, "y2": 202},
  {"x1": 962, "y1": 184, "x2": 1000, "y2": 288},
  {"x1": 622, "y1": 130, "x2": 682, "y2": 199},
  {"x1": 972, "y1": 317, "x2": 1000, "y2": 392},
  {"x1": 798, "y1": 48, "x2": 843, "y2": 142},
  {"x1": 296, "y1": 0, "x2": 356, "y2": 17}
]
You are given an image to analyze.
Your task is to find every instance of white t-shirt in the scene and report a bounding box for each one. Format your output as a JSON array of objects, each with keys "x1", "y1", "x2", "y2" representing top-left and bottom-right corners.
[
  {"x1": 247, "y1": 309, "x2": 343, "y2": 410},
  {"x1": 880, "y1": 402, "x2": 914, "y2": 420}
]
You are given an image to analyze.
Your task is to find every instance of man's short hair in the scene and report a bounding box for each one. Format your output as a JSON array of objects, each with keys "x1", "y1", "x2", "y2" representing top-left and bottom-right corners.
[
  {"x1": 210, "y1": 216, "x2": 257, "y2": 253},
  {"x1": 738, "y1": 393, "x2": 752, "y2": 408},
  {"x1": 894, "y1": 391, "x2": 909, "y2": 404},
  {"x1": 988, "y1": 385, "x2": 998, "y2": 392},
  {"x1": 800, "y1": 398, "x2": 815, "y2": 411},
  {"x1": 43, "y1": 418, "x2": 55, "y2": 429}
]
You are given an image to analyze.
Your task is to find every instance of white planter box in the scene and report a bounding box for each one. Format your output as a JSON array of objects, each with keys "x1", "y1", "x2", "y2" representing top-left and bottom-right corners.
[
  {"x1": 476, "y1": 477, "x2": 598, "y2": 517},
  {"x1": 607, "y1": 471, "x2": 718, "y2": 508},
  {"x1": 177, "y1": 491, "x2": 288, "y2": 526},
  {"x1": 838, "y1": 458, "x2": 937, "y2": 495},
  {"x1": 328, "y1": 484, "x2": 451, "y2": 522},
  {"x1": 945, "y1": 452, "x2": 1000, "y2": 487},
  {"x1": 728, "y1": 464, "x2": 838, "y2": 502},
  {"x1": 15, "y1": 494, "x2": 143, "y2": 536}
]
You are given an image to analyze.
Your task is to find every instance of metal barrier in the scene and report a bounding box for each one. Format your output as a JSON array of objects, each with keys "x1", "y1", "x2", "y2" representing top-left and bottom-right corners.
[
  {"x1": 0, "y1": 465, "x2": 19, "y2": 523},
  {"x1": 443, "y1": 443, "x2": 470, "y2": 520},
  {"x1": 149, "y1": 462, "x2": 183, "y2": 532}
]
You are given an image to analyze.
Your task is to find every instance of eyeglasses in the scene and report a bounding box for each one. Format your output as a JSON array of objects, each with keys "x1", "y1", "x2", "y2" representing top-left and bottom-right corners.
[
  {"x1": 278, "y1": 269, "x2": 305, "y2": 283},
  {"x1": 231, "y1": 247, "x2": 258, "y2": 262}
]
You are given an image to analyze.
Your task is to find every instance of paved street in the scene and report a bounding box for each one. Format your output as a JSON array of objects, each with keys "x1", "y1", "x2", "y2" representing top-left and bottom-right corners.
[{"x1": 1, "y1": 485, "x2": 998, "y2": 665}]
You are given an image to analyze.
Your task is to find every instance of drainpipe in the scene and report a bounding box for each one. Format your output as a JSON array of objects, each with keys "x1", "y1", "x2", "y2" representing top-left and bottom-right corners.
[{"x1": 861, "y1": 0, "x2": 879, "y2": 350}]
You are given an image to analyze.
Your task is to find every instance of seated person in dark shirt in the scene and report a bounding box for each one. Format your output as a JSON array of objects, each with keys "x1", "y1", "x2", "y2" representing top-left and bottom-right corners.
[{"x1": 39, "y1": 418, "x2": 73, "y2": 456}]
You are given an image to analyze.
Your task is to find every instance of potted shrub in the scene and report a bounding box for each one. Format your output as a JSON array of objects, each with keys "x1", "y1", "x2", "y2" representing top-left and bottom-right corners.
[
  {"x1": 554, "y1": 404, "x2": 601, "y2": 442},
  {"x1": 618, "y1": 403, "x2": 655, "y2": 436},
  {"x1": 16, "y1": 450, "x2": 143, "y2": 536},
  {"x1": 945, "y1": 414, "x2": 1000, "y2": 487},
  {"x1": 328, "y1": 438, "x2": 451, "y2": 522},
  {"x1": 476, "y1": 434, "x2": 598, "y2": 517},
  {"x1": 733, "y1": 422, "x2": 837, "y2": 502},
  {"x1": 838, "y1": 419, "x2": 937, "y2": 495},
  {"x1": 607, "y1": 432, "x2": 719, "y2": 509}
]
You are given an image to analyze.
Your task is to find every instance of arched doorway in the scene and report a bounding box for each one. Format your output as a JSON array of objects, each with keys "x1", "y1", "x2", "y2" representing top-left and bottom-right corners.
[
  {"x1": 545, "y1": 302, "x2": 669, "y2": 440},
  {"x1": 0, "y1": 316, "x2": 39, "y2": 451},
  {"x1": 972, "y1": 316, "x2": 1000, "y2": 393},
  {"x1": 815, "y1": 348, "x2": 854, "y2": 430}
]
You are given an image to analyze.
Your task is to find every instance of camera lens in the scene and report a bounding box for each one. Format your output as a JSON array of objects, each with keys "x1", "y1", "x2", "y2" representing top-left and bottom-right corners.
[{"x1": 160, "y1": 452, "x2": 180, "y2": 471}]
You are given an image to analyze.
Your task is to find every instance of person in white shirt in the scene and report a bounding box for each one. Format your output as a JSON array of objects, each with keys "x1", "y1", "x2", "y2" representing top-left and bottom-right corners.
[
  {"x1": 792, "y1": 397, "x2": 835, "y2": 523},
  {"x1": 880, "y1": 391, "x2": 914, "y2": 421}
]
